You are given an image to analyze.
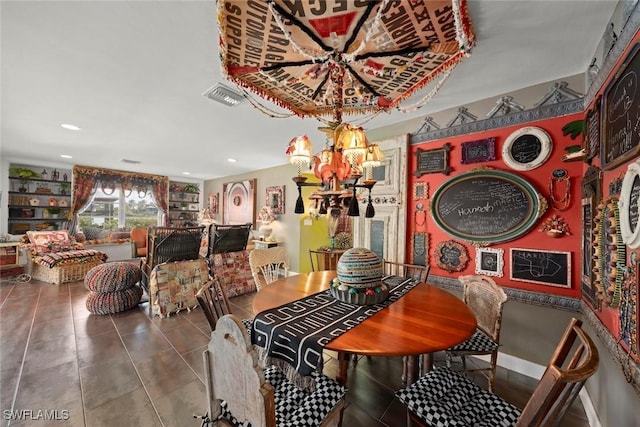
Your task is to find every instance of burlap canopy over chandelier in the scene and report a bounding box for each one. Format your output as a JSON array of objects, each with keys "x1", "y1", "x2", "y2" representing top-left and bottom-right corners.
[{"x1": 217, "y1": 0, "x2": 475, "y2": 216}]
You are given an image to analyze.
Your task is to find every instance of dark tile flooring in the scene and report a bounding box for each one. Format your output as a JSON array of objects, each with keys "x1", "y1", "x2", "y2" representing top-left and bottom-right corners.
[{"x1": 0, "y1": 276, "x2": 590, "y2": 426}]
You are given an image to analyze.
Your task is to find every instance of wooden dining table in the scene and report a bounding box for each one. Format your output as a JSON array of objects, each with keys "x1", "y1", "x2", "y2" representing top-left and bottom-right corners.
[{"x1": 252, "y1": 271, "x2": 477, "y2": 385}]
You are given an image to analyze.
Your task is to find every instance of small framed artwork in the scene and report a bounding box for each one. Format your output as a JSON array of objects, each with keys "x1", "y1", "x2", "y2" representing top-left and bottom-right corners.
[
  {"x1": 584, "y1": 96, "x2": 601, "y2": 161},
  {"x1": 414, "y1": 143, "x2": 451, "y2": 177},
  {"x1": 413, "y1": 182, "x2": 428, "y2": 200},
  {"x1": 223, "y1": 179, "x2": 256, "y2": 226},
  {"x1": 510, "y1": 248, "x2": 571, "y2": 288},
  {"x1": 266, "y1": 185, "x2": 285, "y2": 215},
  {"x1": 208, "y1": 193, "x2": 219, "y2": 214},
  {"x1": 461, "y1": 137, "x2": 496, "y2": 164},
  {"x1": 475, "y1": 247, "x2": 504, "y2": 277},
  {"x1": 434, "y1": 240, "x2": 469, "y2": 273},
  {"x1": 502, "y1": 126, "x2": 552, "y2": 171}
]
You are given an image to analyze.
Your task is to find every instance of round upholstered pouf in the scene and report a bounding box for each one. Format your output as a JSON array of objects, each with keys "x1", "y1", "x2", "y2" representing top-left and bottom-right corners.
[
  {"x1": 86, "y1": 285, "x2": 143, "y2": 315},
  {"x1": 85, "y1": 262, "x2": 142, "y2": 293}
]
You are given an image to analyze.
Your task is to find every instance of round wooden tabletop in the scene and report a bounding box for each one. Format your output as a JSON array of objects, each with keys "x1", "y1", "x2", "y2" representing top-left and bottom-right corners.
[{"x1": 252, "y1": 271, "x2": 477, "y2": 357}]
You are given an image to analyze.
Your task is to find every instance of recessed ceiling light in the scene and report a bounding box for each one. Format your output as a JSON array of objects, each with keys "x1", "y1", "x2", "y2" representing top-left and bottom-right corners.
[
  {"x1": 183, "y1": 172, "x2": 191, "y2": 175},
  {"x1": 121, "y1": 158, "x2": 141, "y2": 164},
  {"x1": 60, "y1": 154, "x2": 73, "y2": 159},
  {"x1": 60, "y1": 123, "x2": 81, "y2": 131},
  {"x1": 227, "y1": 158, "x2": 238, "y2": 163}
]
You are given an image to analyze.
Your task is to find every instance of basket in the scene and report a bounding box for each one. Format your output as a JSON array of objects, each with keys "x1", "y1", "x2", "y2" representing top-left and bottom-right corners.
[
  {"x1": 30, "y1": 259, "x2": 103, "y2": 285},
  {"x1": 330, "y1": 282, "x2": 389, "y2": 306}
]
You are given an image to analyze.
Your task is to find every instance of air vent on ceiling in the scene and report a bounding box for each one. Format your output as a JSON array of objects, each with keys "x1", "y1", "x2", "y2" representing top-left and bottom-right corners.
[
  {"x1": 121, "y1": 159, "x2": 141, "y2": 164},
  {"x1": 203, "y1": 83, "x2": 244, "y2": 107}
]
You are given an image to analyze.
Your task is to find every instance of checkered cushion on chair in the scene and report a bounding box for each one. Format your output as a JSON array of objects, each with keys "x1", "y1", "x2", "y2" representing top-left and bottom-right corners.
[
  {"x1": 395, "y1": 367, "x2": 521, "y2": 427},
  {"x1": 217, "y1": 366, "x2": 345, "y2": 427},
  {"x1": 448, "y1": 329, "x2": 499, "y2": 353}
]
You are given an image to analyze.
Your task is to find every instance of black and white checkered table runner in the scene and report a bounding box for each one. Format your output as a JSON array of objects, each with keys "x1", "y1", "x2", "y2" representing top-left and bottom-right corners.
[{"x1": 251, "y1": 276, "x2": 418, "y2": 377}]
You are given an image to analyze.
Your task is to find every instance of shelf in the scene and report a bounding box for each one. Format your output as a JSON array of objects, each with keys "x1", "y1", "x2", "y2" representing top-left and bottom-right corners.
[
  {"x1": 8, "y1": 191, "x2": 70, "y2": 197},
  {"x1": 8, "y1": 205, "x2": 69, "y2": 208},
  {"x1": 9, "y1": 176, "x2": 70, "y2": 184},
  {"x1": 8, "y1": 218, "x2": 67, "y2": 222}
]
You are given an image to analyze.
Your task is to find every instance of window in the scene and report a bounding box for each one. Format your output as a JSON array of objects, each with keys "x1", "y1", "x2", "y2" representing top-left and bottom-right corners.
[{"x1": 79, "y1": 187, "x2": 159, "y2": 234}]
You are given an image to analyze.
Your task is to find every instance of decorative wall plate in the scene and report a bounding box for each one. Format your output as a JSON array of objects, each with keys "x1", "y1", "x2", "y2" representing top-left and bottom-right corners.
[{"x1": 502, "y1": 126, "x2": 552, "y2": 171}]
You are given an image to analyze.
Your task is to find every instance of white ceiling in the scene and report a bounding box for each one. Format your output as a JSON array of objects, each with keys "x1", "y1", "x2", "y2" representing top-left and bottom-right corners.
[{"x1": 1, "y1": 1, "x2": 618, "y2": 182}]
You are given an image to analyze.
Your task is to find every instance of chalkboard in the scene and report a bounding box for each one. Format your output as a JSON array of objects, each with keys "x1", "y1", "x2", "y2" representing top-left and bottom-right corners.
[
  {"x1": 510, "y1": 134, "x2": 542, "y2": 164},
  {"x1": 411, "y1": 232, "x2": 427, "y2": 266},
  {"x1": 370, "y1": 220, "x2": 385, "y2": 260},
  {"x1": 602, "y1": 42, "x2": 640, "y2": 170},
  {"x1": 434, "y1": 240, "x2": 469, "y2": 272},
  {"x1": 585, "y1": 97, "x2": 601, "y2": 161},
  {"x1": 510, "y1": 248, "x2": 571, "y2": 288},
  {"x1": 461, "y1": 137, "x2": 496, "y2": 164},
  {"x1": 431, "y1": 169, "x2": 545, "y2": 244},
  {"x1": 414, "y1": 143, "x2": 451, "y2": 176}
]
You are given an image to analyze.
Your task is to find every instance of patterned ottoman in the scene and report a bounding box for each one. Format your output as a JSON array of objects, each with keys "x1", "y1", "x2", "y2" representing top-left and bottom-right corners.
[{"x1": 85, "y1": 262, "x2": 143, "y2": 315}]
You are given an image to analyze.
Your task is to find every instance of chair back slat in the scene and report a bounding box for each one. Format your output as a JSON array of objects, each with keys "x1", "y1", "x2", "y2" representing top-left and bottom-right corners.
[
  {"x1": 196, "y1": 278, "x2": 233, "y2": 331},
  {"x1": 516, "y1": 318, "x2": 599, "y2": 427},
  {"x1": 249, "y1": 247, "x2": 289, "y2": 291},
  {"x1": 208, "y1": 223, "x2": 252, "y2": 255},
  {"x1": 383, "y1": 260, "x2": 430, "y2": 282}
]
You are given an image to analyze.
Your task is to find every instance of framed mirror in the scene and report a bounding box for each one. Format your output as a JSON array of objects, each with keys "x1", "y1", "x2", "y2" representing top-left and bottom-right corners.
[{"x1": 619, "y1": 160, "x2": 640, "y2": 248}]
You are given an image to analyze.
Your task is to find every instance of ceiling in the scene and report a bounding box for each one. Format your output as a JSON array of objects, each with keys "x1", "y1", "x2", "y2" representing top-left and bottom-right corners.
[{"x1": 1, "y1": 1, "x2": 619, "y2": 182}]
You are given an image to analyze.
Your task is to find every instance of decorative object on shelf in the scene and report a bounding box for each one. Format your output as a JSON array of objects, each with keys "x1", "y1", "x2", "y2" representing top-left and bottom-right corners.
[
  {"x1": 461, "y1": 137, "x2": 496, "y2": 164},
  {"x1": 510, "y1": 248, "x2": 571, "y2": 288},
  {"x1": 35, "y1": 183, "x2": 52, "y2": 194},
  {"x1": 474, "y1": 247, "x2": 504, "y2": 277},
  {"x1": 414, "y1": 143, "x2": 452, "y2": 176},
  {"x1": 63, "y1": 173, "x2": 68, "y2": 182},
  {"x1": 9, "y1": 167, "x2": 40, "y2": 179},
  {"x1": 46, "y1": 207, "x2": 61, "y2": 219},
  {"x1": 258, "y1": 205, "x2": 275, "y2": 239},
  {"x1": 58, "y1": 182, "x2": 70, "y2": 196},
  {"x1": 223, "y1": 179, "x2": 256, "y2": 226},
  {"x1": 41, "y1": 169, "x2": 48, "y2": 180},
  {"x1": 48, "y1": 197, "x2": 58, "y2": 207},
  {"x1": 51, "y1": 169, "x2": 59, "y2": 181},
  {"x1": 265, "y1": 185, "x2": 285, "y2": 215},
  {"x1": 183, "y1": 183, "x2": 199, "y2": 193},
  {"x1": 434, "y1": 240, "x2": 469, "y2": 273},
  {"x1": 539, "y1": 215, "x2": 571, "y2": 238},
  {"x1": 18, "y1": 180, "x2": 29, "y2": 193},
  {"x1": 502, "y1": 126, "x2": 552, "y2": 171},
  {"x1": 332, "y1": 247, "x2": 388, "y2": 306},
  {"x1": 28, "y1": 198, "x2": 40, "y2": 207},
  {"x1": 548, "y1": 169, "x2": 571, "y2": 211},
  {"x1": 58, "y1": 199, "x2": 68, "y2": 207}
]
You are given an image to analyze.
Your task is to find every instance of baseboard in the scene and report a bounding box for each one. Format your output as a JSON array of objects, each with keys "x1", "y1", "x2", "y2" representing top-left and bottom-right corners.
[{"x1": 470, "y1": 353, "x2": 601, "y2": 427}]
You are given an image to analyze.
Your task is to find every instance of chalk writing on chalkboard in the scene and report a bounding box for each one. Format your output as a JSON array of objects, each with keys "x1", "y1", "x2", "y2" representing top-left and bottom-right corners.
[
  {"x1": 602, "y1": 42, "x2": 640, "y2": 170},
  {"x1": 510, "y1": 248, "x2": 571, "y2": 288},
  {"x1": 414, "y1": 143, "x2": 451, "y2": 177},
  {"x1": 461, "y1": 138, "x2": 496, "y2": 164},
  {"x1": 431, "y1": 169, "x2": 545, "y2": 244},
  {"x1": 434, "y1": 240, "x2": 469, "y2": 272}
]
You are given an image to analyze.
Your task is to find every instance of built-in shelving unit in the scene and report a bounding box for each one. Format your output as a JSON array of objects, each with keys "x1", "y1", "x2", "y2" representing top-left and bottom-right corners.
[
  {"x1": 7, "y1": 165, "x2": 72, "y2": 234},
  {"x1": 168, "y1": 181, "x2": 200, "y2": 227}
]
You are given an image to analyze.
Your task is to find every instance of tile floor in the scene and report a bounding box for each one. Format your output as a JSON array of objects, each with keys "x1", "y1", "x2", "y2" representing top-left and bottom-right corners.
[{"x1": 0, "y1": 276, "x2": 590, "y2": 426}]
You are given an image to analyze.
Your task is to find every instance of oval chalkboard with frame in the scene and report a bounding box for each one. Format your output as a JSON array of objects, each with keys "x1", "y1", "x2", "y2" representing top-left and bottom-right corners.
[
  {"x1": 619, "y1": 160, "x2": 640, "y2": 248},
  {"x1": 431, "y1": 169, "x2": 547, "y2": 244}
]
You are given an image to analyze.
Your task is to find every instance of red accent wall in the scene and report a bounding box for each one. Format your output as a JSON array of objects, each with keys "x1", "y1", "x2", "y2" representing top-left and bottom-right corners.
[{"x1": 407, "y1": 115, "x2": 584, "y2": 299}]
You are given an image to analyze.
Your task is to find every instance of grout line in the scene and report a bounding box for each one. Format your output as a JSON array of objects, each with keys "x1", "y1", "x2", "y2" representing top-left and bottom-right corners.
[{"x1": 5, "y1": 284, "x2": 41, "y2": 427}]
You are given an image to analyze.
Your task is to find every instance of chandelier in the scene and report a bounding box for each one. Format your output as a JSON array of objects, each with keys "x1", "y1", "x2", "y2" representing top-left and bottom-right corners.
[{"x1": 286, "y1": 122, "x2": 383, "y2": 218}]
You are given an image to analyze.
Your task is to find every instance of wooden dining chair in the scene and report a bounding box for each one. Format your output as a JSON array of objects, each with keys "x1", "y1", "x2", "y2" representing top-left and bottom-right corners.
[
  {"x1": 309, "y1": 248, "x2": 343, "y2": 271},
  {"x1": 383, "y1": 260, "x2": 430, "y2": 282},
  {"x1": 396, "y1": 317, "x2": 599, "y2": 427},
  {"x1": 444, "y1": 275, "x2": 508, "y2": 391},
  {"x1": 200, "y1": 314, "x2": 346, "y2": 427},
  {"x1": 195, "y1": 278, "x2": 252, "y2": 333},
  {"x1": 249, "y1": 247, "x2": 289, "y2": 291}
]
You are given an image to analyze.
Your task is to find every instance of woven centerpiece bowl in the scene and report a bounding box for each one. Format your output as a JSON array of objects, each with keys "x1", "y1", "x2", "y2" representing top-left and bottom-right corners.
[{"x1": 331, "y1": 247, "x2": 388, "y2": 305}]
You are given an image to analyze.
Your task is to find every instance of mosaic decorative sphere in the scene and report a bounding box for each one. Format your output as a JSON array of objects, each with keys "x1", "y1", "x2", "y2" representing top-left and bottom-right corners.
[{"x1": 336, "y1": 247, "x2": 383, "y2": 289}]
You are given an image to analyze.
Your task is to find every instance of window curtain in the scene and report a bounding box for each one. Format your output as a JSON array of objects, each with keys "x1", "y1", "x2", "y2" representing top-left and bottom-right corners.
[{"x1": 69, "y1": 165, "x2": 169, "y2": 234}]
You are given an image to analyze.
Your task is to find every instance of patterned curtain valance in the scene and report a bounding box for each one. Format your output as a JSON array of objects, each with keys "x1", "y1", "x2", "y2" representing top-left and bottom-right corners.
[{"x1": 72, "y1": 165, "x2": 168, "y2": 190}]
